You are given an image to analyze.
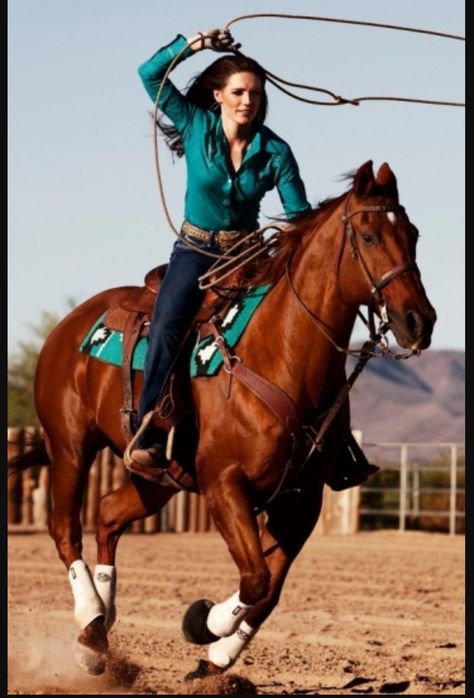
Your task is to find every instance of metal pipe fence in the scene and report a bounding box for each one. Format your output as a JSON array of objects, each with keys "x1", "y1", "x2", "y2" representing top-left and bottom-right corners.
[{"x1": 359, "y1": 442, "x2": 465, "y2": 535}]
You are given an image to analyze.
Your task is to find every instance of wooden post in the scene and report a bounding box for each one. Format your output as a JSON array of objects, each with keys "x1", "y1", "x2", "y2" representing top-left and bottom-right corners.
[
  {"x1": 167, "y1": 496, "x2": 177, "y2": 532},
  {"x1": 21, "y1": 470, "x2": 36, "y2": 525},
  {"x1": 187, "y1": 493, "x2": 199, "y2": 532},
  {"x1": 316, "y1": 430, "x2": 363, "y2": 535},
  {"x1": 174, "y1": 491, "x2": 186, "y2": 532},
  {"x1": 144, "y1": 512, "x2": 160, "y2": 533},
  {"x1": 160, "y1": 502, "x2": 169, "y2": 532},
  {"x1": 197, "y1": 495, "x2": 209, "y2": 532},
  {"x1": 23, "y1": 426, "x2": 39, "y2": 452},
  {"x1": 399, "y1": 443, "x2": 408, "y2": 532},
  {"x1": 20, "y1": 427, "x2": 39, "y2": 526},
  {"x1": 32, "y1": 467, "x2": 50, "y2": 529},
  {"x1": 7, "y1": 427, "x2": 23, "y2": 524}
]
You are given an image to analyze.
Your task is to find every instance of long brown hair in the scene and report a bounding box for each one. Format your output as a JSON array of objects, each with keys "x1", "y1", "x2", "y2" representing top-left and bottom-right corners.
[{"x1": 158, "y1": 53, "x2": 268, "y2": 158}]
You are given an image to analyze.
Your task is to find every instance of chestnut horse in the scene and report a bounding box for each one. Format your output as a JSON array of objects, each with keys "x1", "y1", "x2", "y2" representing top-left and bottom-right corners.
[{"x1": 9, "y1": 161, "x2": 436, "y2": 679}]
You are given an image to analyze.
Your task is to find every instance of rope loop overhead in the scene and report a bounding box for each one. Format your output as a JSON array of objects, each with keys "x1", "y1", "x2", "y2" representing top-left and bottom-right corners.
[{"x1": 226, "y1": 12, "x2": 465, "y2": 108}]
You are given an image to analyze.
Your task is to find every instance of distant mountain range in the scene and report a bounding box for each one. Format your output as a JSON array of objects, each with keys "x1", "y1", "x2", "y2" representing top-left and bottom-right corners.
[{"x1": 346, "y1": 349, "x2": 465, "y2": 445}]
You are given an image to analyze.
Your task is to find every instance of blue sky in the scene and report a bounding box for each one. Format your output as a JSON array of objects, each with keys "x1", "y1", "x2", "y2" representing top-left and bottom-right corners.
[{"x1": 8, "y1": 0, "x2": 465, "y2": 352}]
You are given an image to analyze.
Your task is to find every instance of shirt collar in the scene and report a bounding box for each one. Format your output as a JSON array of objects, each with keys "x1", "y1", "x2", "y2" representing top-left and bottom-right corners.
[{"x1": 214, "y1": 117, "x2": 265, "y2": 160}]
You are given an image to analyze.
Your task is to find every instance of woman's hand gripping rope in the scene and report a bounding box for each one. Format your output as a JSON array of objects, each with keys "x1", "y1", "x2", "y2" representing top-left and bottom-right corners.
[{"x1": 193, "y1": 28, "x2": 241, "y2": 52}]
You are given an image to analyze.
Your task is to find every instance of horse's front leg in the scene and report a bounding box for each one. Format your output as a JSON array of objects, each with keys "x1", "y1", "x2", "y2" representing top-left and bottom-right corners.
[
  {"x1": 187, "y1": 479, "x2": 325, "y2": 678},
  {"x1": 95, "y1": 476, "x2": 176, "y2": 630},
  {"x1": 191, "y1": 463, "x2": 271, "y2": 642}
]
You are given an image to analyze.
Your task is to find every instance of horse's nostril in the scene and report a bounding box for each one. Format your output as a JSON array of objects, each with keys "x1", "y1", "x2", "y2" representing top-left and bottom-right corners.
[{"x1": 406, "y1": 311, "x2": 419, "y2": 335}]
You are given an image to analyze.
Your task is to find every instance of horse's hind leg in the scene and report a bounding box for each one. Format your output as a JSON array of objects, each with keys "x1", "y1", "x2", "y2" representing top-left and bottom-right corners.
[{"x1": 46, "y1": 439, "x2": 108, "y2": 673}]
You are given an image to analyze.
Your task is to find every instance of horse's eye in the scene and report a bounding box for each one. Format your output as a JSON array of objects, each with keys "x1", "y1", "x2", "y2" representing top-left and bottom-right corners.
[{"x1": 361, "y1": 232, "x2": 376, "y2": 246}]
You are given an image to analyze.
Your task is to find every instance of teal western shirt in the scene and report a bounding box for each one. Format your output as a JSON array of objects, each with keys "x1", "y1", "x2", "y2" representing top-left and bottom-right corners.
[{"x1": 138, "y1": 35, "x2": 312, "y2": 232}]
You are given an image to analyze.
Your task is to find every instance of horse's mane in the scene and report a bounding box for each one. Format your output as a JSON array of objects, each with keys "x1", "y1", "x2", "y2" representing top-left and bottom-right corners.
[{"x1": 248, "y1": 178, "x2": 353, "y2": 287}]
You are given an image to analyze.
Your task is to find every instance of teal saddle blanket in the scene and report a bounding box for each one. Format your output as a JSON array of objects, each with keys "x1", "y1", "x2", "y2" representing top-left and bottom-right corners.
[{"x1": 79, "y1": 285, "x2": 271, "y2": 378}]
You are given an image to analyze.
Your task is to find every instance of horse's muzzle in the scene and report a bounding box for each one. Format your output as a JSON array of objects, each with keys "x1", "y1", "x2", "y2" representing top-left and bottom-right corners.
[{"x1": 388, "y1": 304, "x2": 437, "y2": 351}]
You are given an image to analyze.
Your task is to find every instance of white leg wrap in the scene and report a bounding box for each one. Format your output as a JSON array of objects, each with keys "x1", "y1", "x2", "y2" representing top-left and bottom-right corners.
[
  {"x1": 68, "y1": 560, "x2": 105, "y2": 630},
  {"x1": 93, "y1": 564, "x2": 117, "y2": 632},
  {"x1": 207, "y1": 590, "x2": 252, "y2": 638},
  {"x1": 208, "y1": 620, "x2": 257, "y2": 668}
]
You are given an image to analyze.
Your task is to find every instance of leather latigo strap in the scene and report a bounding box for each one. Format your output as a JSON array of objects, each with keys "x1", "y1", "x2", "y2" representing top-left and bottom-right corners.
[
  {"x1": 207, "y1": 319, "x2": 300, "y2": 436},
  {"x1": 232, "y1": 362, "x2": 300, "y2": 435},
  {"x1": 120, "y1": 312, "x2": 148, "y2": 440}
]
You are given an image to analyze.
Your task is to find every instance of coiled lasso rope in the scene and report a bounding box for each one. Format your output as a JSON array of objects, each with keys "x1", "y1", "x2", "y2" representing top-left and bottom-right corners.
[
  {"x1": 150, "y1": 13, "x2": 465, "y2": 283},
  {"x1": 224, "y1": 13, "x2": 465, "y2": 108}
]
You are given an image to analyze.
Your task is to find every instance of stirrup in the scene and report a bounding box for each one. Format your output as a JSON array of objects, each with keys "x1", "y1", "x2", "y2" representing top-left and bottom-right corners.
[
  {"x1": 124, "y1": 458, "x2": 168, "y2": 484},
  {"x1": 123, "y1": 413, "x2": 175, "y2": 467}
]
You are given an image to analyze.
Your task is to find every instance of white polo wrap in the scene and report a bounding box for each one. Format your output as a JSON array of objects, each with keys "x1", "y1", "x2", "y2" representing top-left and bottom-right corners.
[
  {"x1": 206, "y1": 590, "x2": 252, "y2": 638},
  {"x1": 68, "y1": 559, "x2": 105, "y2": 630},
  {"x1": 93, "y1": 564, "x2": 117, "y2": 631},
  {"x1": 208, "y1": 620, "x2": 257, "y2": 667}
]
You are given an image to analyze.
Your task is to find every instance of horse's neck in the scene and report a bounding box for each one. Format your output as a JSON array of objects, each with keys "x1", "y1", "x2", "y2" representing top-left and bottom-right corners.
[{"x1": 259, "y1": 206, "x2": 357, "y2": 410}]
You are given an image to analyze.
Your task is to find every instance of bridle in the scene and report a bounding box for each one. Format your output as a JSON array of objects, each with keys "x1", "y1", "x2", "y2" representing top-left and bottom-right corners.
[
  {"x1": 286, "y1": 193, "x2": 421, "y2": 358},
  {"x1": 341, "y1": 195, "x2": 420, "y2": 330}
]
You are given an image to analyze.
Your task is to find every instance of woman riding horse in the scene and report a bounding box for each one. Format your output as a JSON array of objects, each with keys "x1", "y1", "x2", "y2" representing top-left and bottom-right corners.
[{"x1": 130, "y1": 27, "x2": 373, "y2": 489}]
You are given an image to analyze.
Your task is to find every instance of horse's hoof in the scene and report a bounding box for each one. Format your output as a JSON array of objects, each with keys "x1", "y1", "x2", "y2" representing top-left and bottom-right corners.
[
  {"x1": 182, "y1": 599, "x2": 220, "y2": 645},
  {"x1": 72, "y1": 638, "x2": 108, "y2": 675},
  {"x1": 184, "y1": 659, "x2": 223, "y2": 682}
]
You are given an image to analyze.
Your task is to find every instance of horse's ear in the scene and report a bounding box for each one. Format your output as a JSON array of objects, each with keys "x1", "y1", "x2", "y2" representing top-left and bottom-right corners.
[
  {"x1": 353, "y1": 160, "x2": 375, "y2": 198},
  {"x1": 375, "y1": 162, "x2": 399, "y2": 197}
]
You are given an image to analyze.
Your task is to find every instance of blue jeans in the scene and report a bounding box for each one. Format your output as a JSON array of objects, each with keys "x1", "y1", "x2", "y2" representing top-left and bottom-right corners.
[{"x1": 137, "y1": 235, "x2": 221, "y2": 447}]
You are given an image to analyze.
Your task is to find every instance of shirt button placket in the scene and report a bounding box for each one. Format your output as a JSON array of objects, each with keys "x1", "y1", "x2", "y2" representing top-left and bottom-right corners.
[{"x1": 222, "y1": 177, "x2": 232, "y2": 208}]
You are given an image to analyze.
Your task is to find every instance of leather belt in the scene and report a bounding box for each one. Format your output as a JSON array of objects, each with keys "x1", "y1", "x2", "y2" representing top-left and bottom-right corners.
[{"x1": 181, "y1": 220, "x2": 248, "y2": 251}]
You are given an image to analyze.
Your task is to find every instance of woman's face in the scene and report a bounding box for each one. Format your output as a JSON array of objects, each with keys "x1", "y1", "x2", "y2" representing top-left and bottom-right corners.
[{"x1": 213, "y1": 71, "x2": 262, "y2": 127}]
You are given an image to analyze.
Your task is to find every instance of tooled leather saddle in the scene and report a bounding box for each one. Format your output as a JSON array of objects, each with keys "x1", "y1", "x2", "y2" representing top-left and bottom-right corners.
[{"x1": 103, "y1": 264, "x2": 242, "y2": 459}]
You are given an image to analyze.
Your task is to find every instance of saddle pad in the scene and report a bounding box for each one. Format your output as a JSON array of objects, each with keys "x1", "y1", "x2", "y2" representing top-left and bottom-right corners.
[
  {"x1": 79, "y1": 313, "x2": 148, "y2": 370},
  {"x1": 79, "y1": 284, "x2": 271, "y2": 376},
  {"x1": 190, "y1": 285, "x2": 270, "y2": 377}
]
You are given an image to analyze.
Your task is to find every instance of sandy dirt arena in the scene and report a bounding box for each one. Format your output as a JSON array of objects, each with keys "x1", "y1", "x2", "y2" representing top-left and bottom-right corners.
[{"x1": 8, "y1": 530, "x2": 464, "y2": 695}]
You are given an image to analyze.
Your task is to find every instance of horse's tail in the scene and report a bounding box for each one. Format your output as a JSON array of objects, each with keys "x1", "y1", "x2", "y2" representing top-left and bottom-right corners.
[{"x1": 8, "y1": 441, "x2": 51, "y2": 477}]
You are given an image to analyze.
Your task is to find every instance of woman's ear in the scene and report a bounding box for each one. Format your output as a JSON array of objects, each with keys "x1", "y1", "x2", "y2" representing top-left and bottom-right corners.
[{"x1": 213, "y1": 89, "x2": 222, "y2": 104}]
